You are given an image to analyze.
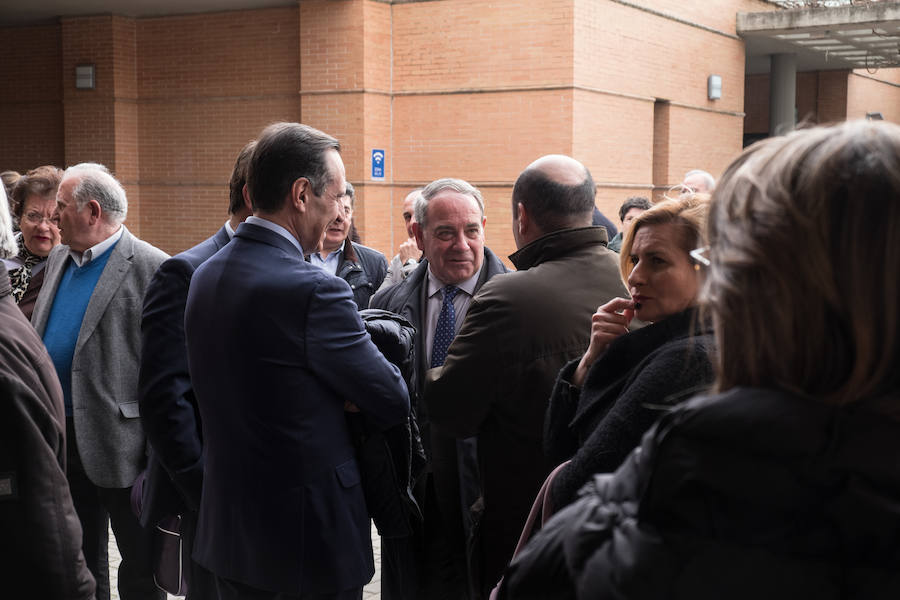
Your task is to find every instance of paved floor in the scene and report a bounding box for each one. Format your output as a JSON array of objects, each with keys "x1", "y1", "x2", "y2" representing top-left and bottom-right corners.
[{"x1": 107, "y1": 524, "x2": 383, "y2": 599}]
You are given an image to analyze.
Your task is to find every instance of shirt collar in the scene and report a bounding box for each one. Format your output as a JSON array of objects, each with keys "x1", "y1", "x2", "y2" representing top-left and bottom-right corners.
[
  {"x1": 246, "y1": 216, "x2": 304, "y2": 256},
  {"x1": 224, "y1": 219, "x2": 236, "y2": 239},
  {"x1": 69, "y1": 225, "x2": 124, "y2": 267},
  {"x1": 427, "y1": 261, "x2": 483, "y2": 299},
  {"x1": 313, "y1": 240, "x2": 345, "y2": 261}
]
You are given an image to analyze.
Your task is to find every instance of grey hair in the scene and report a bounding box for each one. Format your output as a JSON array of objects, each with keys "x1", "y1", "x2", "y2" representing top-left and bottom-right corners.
[
  {"x1": 65, "y1": 163, "x2": 128, "y2": 224},
  {"x1": 415, "y1": 178, "x2": 484, "y2": 228},
  {"x1": 0, "y1": 180, "x2": 17, "y2": 259},
  {"x1": 683, "y1": 169, "x2": 716, "y2": 192},
  {"x1": 344, "y1": 181, "x2": 355, "y2": 206}
]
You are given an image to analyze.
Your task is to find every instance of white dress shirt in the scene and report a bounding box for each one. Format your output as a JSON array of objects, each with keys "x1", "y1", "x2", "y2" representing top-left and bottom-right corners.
[
  {"x1": 68, "y1": 225, "x2": 124, "y2": 267},
  {"x1": 309, "y1": 240, "x2": 345, "y2": 275},
  {"x1": 245, "y1": 216, "x2": 303, "y2": 257},
  {"x1": 423, "y1": 263, "x2": 483, "y2": 368}
]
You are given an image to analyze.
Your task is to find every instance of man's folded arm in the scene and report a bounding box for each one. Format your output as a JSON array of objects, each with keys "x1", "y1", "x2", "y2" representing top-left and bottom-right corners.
[{"x1": 307, "y1": 276, "x2": 410, "y2": 430}]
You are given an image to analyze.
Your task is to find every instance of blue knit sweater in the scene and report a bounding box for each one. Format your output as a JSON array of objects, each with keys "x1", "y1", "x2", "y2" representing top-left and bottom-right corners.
[{"x1": 43, "y1": 244, "x2": 117, "y2": 415}]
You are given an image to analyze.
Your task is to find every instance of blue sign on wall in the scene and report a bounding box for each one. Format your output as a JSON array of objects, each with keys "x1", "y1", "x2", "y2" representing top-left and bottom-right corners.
[{"x1": 372, "y1": 149, "x2": 385, "y2": 180}]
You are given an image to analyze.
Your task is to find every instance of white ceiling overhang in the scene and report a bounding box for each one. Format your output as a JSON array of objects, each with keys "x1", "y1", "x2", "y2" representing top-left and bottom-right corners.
[{"x1": 739, "y1": 2, "x2": 900, "y2": 74}]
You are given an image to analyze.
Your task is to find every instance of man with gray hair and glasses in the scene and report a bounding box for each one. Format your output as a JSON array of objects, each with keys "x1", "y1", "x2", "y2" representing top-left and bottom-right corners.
[{"x1": 32, "y1": 162, "x2": 168, "y2": 600}]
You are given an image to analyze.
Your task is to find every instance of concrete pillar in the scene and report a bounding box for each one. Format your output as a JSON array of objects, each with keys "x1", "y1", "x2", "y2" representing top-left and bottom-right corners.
[{"x1": 769, "y1": 53, "x2": 797, "y2": 136}]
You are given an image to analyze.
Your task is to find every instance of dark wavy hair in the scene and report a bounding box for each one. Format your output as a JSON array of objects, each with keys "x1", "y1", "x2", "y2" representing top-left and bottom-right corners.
[{"x1": 11, "y1": 165, "x2": 63, "y2": 218}]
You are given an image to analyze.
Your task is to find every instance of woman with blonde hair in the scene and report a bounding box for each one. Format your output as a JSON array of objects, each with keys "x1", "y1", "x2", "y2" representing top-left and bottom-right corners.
[
  {"x1": 501, "y1": 119, "x2": 900, "y2": 599},
  {"x1": 543, "y1": 193, "x2": 715, "y2": 508}
]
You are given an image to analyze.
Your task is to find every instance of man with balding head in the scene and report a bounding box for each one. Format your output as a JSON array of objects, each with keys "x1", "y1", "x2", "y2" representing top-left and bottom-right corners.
[
  {"x1": 425, "y1": 155, "x2": 627, "y2": 597},
  {"x1": 379, "y1": 189, "x2": 424, "y2": 290}
]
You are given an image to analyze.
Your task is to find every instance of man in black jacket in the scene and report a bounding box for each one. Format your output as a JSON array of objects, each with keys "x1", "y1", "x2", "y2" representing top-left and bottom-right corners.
[
  {"x1": 370, "y1": 177, "x2": 508, "y2": 599},
  {"x1": 137, "y1": 141, "x2": 254, "y2": 598},
  {"x1": 309, "y1": 181, "x2": 388, "y2": 308},
  {"x1": 0, "y1": 182, "x2": 96, "y2": 600}
]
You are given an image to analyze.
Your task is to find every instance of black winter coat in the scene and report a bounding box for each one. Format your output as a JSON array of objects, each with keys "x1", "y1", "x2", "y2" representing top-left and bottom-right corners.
[
  {"x1": 0, "y1": 264, "x2": 96, "y2": 599},
  {"x1": 544, "y1": 308, "x2": 714, "y2": 507},
  {"x1": 502, "y1": 387, "x2": 900, "y2": 599},
  {"x1": 337, "y1": 241, "x2": 388, "y2": 309},
  {"x1": 350, "y1": 309, "x2": 426, "y2": 538}
]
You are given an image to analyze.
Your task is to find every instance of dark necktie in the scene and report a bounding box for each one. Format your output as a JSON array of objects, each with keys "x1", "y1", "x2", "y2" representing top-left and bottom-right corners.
[{"x1": 430, "y1": 285, "x2": 460, "y2": 368}]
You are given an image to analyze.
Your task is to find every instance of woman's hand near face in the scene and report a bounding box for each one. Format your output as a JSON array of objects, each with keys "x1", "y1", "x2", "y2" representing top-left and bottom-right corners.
[{"x1": 572, "y1": 297, "x2": 635, "y2": 387}]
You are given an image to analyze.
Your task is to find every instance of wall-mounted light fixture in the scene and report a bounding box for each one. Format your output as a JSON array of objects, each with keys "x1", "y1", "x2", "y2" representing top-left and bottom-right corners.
[
  {"x1": 866, "y1": 111, "x2": 884, "y2": 120},
  {"x1": 708, "y1": 75, "x2": 722, "y2": 100},
  {"x1": 75, "y1": 64, "x2": 95, "y2": 90}
]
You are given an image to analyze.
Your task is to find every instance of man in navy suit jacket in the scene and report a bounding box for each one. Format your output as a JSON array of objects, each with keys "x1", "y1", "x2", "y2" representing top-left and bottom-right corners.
[
  {"x1": 184, "y1": 122, "x2": 409, "y2": 599},
  {"x1": 137, "y1": 140, "x2": 255, "y2": 599}
]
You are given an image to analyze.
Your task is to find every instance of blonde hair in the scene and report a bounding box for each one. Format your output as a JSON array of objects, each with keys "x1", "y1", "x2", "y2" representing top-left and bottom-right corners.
[
  {"x1": 618, "y1": 193, "x2": 710, "y2": 283},
  {"x1": 706, "y1": 120, "x2": 900, "y2": 403}
]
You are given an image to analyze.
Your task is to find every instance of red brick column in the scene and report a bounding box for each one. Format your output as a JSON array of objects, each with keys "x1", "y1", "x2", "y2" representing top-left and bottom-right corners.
[
  {"x1": 61, "y1": 16, "x2": 141, "y2": 234},
  {"x1": 299, "y1": 0, "x2": 393, "y2": 252}
]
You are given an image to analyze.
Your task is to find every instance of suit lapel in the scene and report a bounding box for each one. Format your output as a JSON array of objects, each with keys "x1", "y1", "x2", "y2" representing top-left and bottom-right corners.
[
  {"x1": 474, "y1": 258, "x2": 491, "y2": 294},
  {"x1": 31, "y1": 244, "x2": 70, "y2": 334},
  {"x1": 75, "y1": 228, "x2": 134, "y2": 354},
  {"x1": 411, "y1": 267, "x2": 430, "y2": 397}
]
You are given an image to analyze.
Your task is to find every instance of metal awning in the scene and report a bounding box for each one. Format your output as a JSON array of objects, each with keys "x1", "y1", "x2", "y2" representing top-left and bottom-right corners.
[{"x1": 739, "y1": 2, "x2": 900, "y2": 73}]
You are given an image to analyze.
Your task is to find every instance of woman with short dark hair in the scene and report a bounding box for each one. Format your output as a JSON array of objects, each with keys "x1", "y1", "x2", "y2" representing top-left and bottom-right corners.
[
  {"x1": 2, "y1": 165, "x2": 63, "y2": 319},
  {"x1": 502, "y1": 120, "x2": 900, "y2": 599}
]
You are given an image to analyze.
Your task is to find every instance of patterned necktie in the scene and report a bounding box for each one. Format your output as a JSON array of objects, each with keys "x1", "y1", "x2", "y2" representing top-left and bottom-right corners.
[{"x1": 430, "y1": 285, "x2": 460, "y2": 368}]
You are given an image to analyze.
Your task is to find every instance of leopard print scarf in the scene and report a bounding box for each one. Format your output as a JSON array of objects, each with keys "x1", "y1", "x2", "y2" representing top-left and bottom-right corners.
[{"x1": 8, "y1": 234, "x2": 44, "y2": 303}]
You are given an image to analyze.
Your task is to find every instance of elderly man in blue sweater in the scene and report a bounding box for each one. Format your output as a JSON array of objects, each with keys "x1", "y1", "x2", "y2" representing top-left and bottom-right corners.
[{"x1": 32, "y1": 163, "x2": 168, "y2": 600}]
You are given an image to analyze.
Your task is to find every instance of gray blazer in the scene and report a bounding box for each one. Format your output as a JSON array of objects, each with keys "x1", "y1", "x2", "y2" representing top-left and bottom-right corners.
[{"x1": 32, "y1": 227, "x2": 169, "y2": 488}]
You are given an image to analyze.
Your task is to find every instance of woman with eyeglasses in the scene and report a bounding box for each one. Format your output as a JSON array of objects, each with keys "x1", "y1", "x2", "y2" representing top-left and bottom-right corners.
[
  {"x1": 2, "y1": 165, "x2": 63, "y2": 319},
  {"x1": 543, "y1": 193, "x2": 715, "y2": 509},
  {"x1": 501, "y1": 120, "x2": 900, "y2": 599}
]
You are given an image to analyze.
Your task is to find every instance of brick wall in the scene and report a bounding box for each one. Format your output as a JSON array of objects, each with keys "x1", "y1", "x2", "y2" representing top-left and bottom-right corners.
[
  {"x1": 393, "y1": 0, "x2": 574, "y2": 92},
  {"x1": 136, "y1": 7, "x2": 302, "y2": 251},
  {"x1": 574, "y1": 0, "x2": 748, "y2": 219},
  {"x1": 847, "y1": 70, "x2": 900, "y2": 123},
  {"x1": 1, "y1": 0, "x2": 895, "y2": 261},
  {"x1": 0, "y1": 24, "x2": 64, "y2": 171}
]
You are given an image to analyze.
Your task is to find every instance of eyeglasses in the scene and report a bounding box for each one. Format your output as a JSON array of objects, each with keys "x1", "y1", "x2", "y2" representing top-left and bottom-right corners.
[
  {"x1": 690, "y1": 245, "x2": 710, "y2": 267},
  {"x1": 665, "y1": 184, "x2": 696, "y2": 200},
  {"x1": 23, "y1": 212, "x2": 60, "y2": 227}
]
